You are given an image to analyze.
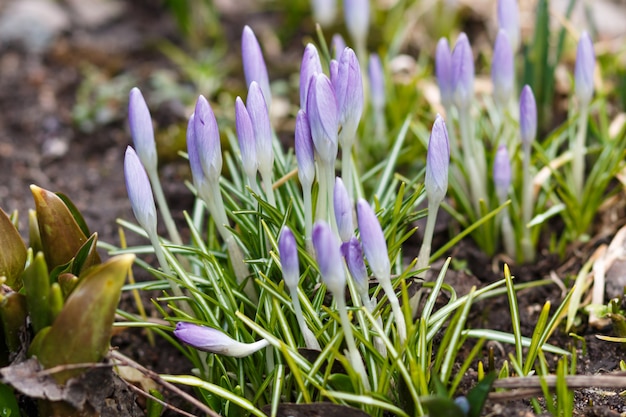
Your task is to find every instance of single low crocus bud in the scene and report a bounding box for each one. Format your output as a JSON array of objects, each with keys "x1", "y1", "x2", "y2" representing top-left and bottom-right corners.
[
  {"x1": 334, "y1": 177, "x2": 354, "y2": 242},
  {"x1": 124, "y1": 146, "x2": 157, "y2": 236},
  {"x1": 242, "y1": 25, "x2": 271, "y2": 109},
  {"x1": 295, "y1": 110, "x2": 315, "y2": 188},
  {"x1": 369, "y1": 53, "x2": 385, "y2": 111},
  {"x1": 344, "y1": 0, "x2": 370, "y2": 49},
  {"x1": 519, "y1": 85, "x2": 537, "y2": 149},
  {"x1": 306, "y1": 73, "x2": 339, "y2": 165},
  {"x1": 246, "y1": 82, "x2": 273, "y2": 177},
  {"x1": 575, "y1": 31, "x2": 595, "y2": 106},
  {"x1": 425, "y1": 115, "x2": 450, "y2": 205},
  {"x1": 435, "y1": 38, "x2": 453, "y2": 108},
  {"x1": 451, "y1": 33, "x2": 475, "y2": 110},
  {"x1": 497, "y1": 0, "x2": 520, "y2": 51},
  {"x1": 334, "y1": 47, "x2": 363, "y2": 139},
  {"x1": 193, "y1": 95, "x2": 223, "y2": 183},
  {"x1": 235, "y1": 97, "x2": 258, "y2": 181},
  {"x1": 174, "y1": 322, "x2": 269, "y2": 357},
  {"x1": 312, "y1": 220, "x2": 346, "y2": 294},
  {"x1": 300, "y1": 44, "x2": 323, "y2": 109},
  {"x1": 341, "y1": 236, "x2": 368, "y2": 294},
  {"x1": 128, "y1": 87, "x2": 157, "y2": 173},
  {"x1": 491, "y1": 30, "x2": 514, "y2": 107},
  {"x1": 279, "y1": 227, "x2": 299, "y2": 289},
  {"x1": 356, "y1": 199, "x2": 389, "y2": 279},
  {"x1": 493, "y1": 145, "x2": 511, "y2": 203}
]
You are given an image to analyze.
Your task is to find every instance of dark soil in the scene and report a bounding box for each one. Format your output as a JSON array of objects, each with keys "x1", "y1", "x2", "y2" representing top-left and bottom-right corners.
[{"x1": 1, "y1": 1, "x2": 625, "y2": 416}]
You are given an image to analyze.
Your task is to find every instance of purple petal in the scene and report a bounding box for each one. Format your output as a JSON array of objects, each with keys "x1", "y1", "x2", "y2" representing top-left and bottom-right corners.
[
  {"x1": 497, "y1": 0, "x2": 520, "y2": 51},
  {"x1": 493, "y1": 145, "x2": 511, "y2": 202},
  {"x1": 295, "y1": 110, "x2": 315, "y2": 187},
  {"x1": 331, "y1": 34, "x2": 346, "y2": 60},
  {"x1": 344, "y1": 0, "x2": 370, "y2": 44},
  {"x1": 451, "y1": 33, "x2": 475, "y2": 109},
  {"x1": 519, "y1": 85, "x2": 537, "y2": 148},
  {"x1": 174, "y1": 322, "x2": 268, "y2": 357},
  {"x1": 312, "y1": 220, "x2": 346, "y2": 294},
  {"x1": 335, "y1": 47, "x2": 363, "y2": 135},
  {"x1": 193, "y1": 95, "x2": 222, "y2": 182},
  {"x1": 246, "y1": 82, "x2": 273, "y2": 175},
  {"x1": 491, "y1": 30, "x2": 514, "y2": 107},
  {"x1": 425, "y1": 115, "x2": 450, "y2": 203},
  {"x1": 356, "y1": 199, "x2": 389, "y2": 279},
  {"x1": 124, "y1": 146, "x2": 157, "y2": 234},
  {"x1": 306, "y1": 73, "x2": 338, "y2": 164},
  {"x1": 235, "y1": 97, "x2": 258, "y2": 178},
  {"x1": 435, "y1": 38, "x2": 453, "y2": 107},
  {"x1": 128, "y1": 87, "x2": 157, "y2": 172},
  {"x1": 186, "y1": 114, "x2": 205, "y2": 190},
  {"x1": 279, "y1": 226, "x2": 299, "y2": 288},
  {"x1": 368, "y1": 53, "x2": 385, "y2": 110},
  {"x1": 300, "y1": 44, "x2": 323, "y2": 109},
  {"x1": 242, "y1": 25, "x2": 271, "y2": 108},
  {"x1": 575, "y1": 31, "x2": 595, "y2": 104},
  {"x1": 334, "y1": 177, "x2": 354, "y2": 242},
  {"x1": 341, "y1": 236, "x2": 368, "y2": 293}
]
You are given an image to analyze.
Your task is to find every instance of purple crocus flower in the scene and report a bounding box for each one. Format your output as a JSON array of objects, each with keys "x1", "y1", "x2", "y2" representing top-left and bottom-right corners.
[
  {"x1": 295, "y1": 110, "x2": 315, "y2": 188},
  {"x1": 128, "y1": 87, "x2": 157, "y2": 173},
  {"x1": 174, "y1": 322, "x2": 269, "y2": 357},
  {"x1": 341, "y1": 236, "x2": 368, "y2": 293},
  {"x1": 312, "y1": 220, "x2": 346, "y2": 294},
  {"x1": 493, "y1": 145, "x2": 511, "y2": 203},
  {"x1": 300, "y1": 44, "x2": 323, "y2": 109},
  {"x1": 344, "y1": 0, "x2": 370, "y2": 47},
  {"x1": 306, "y1": 73, "x2": 339, "y2": 164},
  {"x1": 369, "y1": 53, "x2": 385, "y2": 110},
  {"x1": 186, "y1": 114, "x2": 205, "y2": 191},
  {"x1": 491, "y1": 30, "x2": 514, "y2": 107},
  {"x1": 575, "y1": 31, "x2": 595, "y2": 105},
  {"x1": 246, "y1": 81, "x2": 273, "y2": 176},
  {"x1": 331, "y1": 34, "x2": 346, "y2": 60},
  {"x1": 334, "y1": 47, "x2": 363, "y2": 138},
  {"x1": 519, "y1": 85, "x2": 537, "y2": 149},
  {"x1": 497, "y1": 0, "x2": 520, "y2": 51},
  {"x1": 356, "y1": 199, "x2": 389, "y2": 279},
  {"x1": 193, "y1": 95, "x2": 223, "y2": 183},
  {"x1": 279, "y1": 226, "x2": 299, "y2": 289},
  {"x1": 425, "y1": 115, "x2": 450, "y2": 204},
  {"x1": 329, "y1": 59, "x2": 339, "y2": 87},
  {"x1": 235, "y1": 97, "x2": 258, "y2": 180},
  {"x1": 124, "y1": 146, "x2": 157, "y2": 235},
  {"x1": 451, "y1": 33, "x2": 475, "y2": 110},
  {"x1": 334, "y1": 177, "x2": 354, "y2": 243},
  {"x1": 242, "y1": 25, "x2": 271, "y2": 108},
  {"x1": 435, "y1": 38, "x2": 453, "y2": 108}
]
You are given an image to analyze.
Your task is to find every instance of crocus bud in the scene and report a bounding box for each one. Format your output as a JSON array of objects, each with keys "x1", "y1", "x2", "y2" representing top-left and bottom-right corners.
[
  {"x1": 425, "y1": 115, "x2": 450, "y2": 204},
  {"x1": 306, "y1": 73, "x2": 339, "y2": 164},
  {"x1": 491, "y1": 30, "x2": 514, "y2": 107},
  {"x1": 235, "y1": 97, "x2": 258, "y2": 180},
  {"x1": 295, "y1": 110, "x2": 315, "y2": 188},
  {"x1": 124, "y1": 146, "x2": 157, "y2": 235},
  {"x1": 341, "y1": 236, "x2": 368, "y2": 294},
  {"x1": 331, "y1": 34, "x2": 346, "y2": 60},
  {"x1": 128, "y1": 87, "x2": 157, "y2": 173},
  {"x1": 451, "y1": 33, "x2": 475, "y2": 110},
  {"x1": 247, "y1": 82, "x2": 273, "y2": 176},
  {"x1": 329, "y1": 59, "x2": 339, "y2": 87},
  {"x1": 311, "y1": 0, "x2": 337, "y2": 26},
  {"x1": 356, "y1": 199, "x2": 389, "y2": 279},
  {"x1": 344, "y1": 0, "x2": 370, "y2": 47},
  {"x1": 300, "y1": 44, "x2": 323, "y2": 109},
  {"x1": 519, "y1": 85, "x2": 537, "y2": 149},
  {"x1": 497, "y1": 0, "x2": 520, "y2": 51},
  {"x1": 435, "y1": 38, "x2": 453, "y2": 108},
  {"x1": 242, "y1": 25, "x2": 271, "y2": 108},
  {"x1": 368, "y1": 53, "x2": 385, "y2": 110},
  {"x1": 186, "y1": 114, "x2": 205, "y2": 191},
  {"x1": 334, "y1": 47, "x2": 364, "y2": 138},
  {"x1": 493, "y1": 145, "x2": 511, "y2": 203},
  {"x1": 279, "y1": 226, "x2": 299, "y2": 289},
  {"x1": 334, "y1": 177, "x2": 354, "y2": 242},
  {"x1": 575, "y1": 31, "x2": 595, "y2": 105},
  {"x1": 312, "y1": 220, "x2": 346, "y2": 294},
  {"x1": 193, "y1": 95, "x2": 223, "y2": 183},
  {"x1": 174, "y1": 322, "x2": 269, "y2": 357}
]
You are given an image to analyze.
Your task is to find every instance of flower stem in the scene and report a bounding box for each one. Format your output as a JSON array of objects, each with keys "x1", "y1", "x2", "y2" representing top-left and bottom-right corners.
[
  {"x1": 335, "y1": 295, "x2": 370, "y2": 391},
  {"x1": 521, "y1": 144, "x2": 534, "y2": 262},
  {"x1": 573, "y1": 103, "x2": 589, "y2": 201}
]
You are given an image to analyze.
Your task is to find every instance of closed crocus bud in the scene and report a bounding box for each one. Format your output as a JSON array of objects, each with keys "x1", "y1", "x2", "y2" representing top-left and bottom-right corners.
[
  {"x1": 295, "y1": 110, "x2": 315, "y2": 188},
  {"x1": 193, "y1": 95, "x2": 223, "y2": 182},
  {"x1": 186, "y1": 114, "x2": 205, "y2": 190},
  {"x1": 300, "y1": 44, "x2": 323, "y2": 109},
  {"x1": 279, "y1": 227, "x2": 300, "y2": 289},
  {"x1": 331, "y1": 33, "x2": 346, "y2": 60},
  {"x1": 235, "y1": 97, "x2": 258, "y2": 180},
  {"x1": 174, "y1": 322, "x2": 269, "y2": 358},
  {"x1": 124, "y1": 146, "x2": 157, "y2": 235},
  {"x1": 242, "y1": 25, "x2": 271, "y2": 108},
  {"x1": 311, "y1": 0, "x2": 337, "y2": 26},
  {"x1": 341, "y1": 236, "x2": 368, "y2": 293},
  {"x1": 128, "y1": 87, "x2": 157, "y2": 173},
  {"x1": 356, "y1": 199, "x2": 389, "y2": 279},
  {"x1": 344, "y1": 0, "x2": 370, "y2": 47},
  {"x1": 519, "y1": 85, "x2": 537, "y2": 149},
  {"x1": 334, "y1": 177, "x2": 354, "y2": 242},
  {"x1": 493, "y1": 145, "x2": 511, "y2": 203},
  {"x1": 575, "y1": 31, "x2": 595, "y2": 105},
  {"x1": 425, "y1": 115, "x2": 450, "y2": 204},
  {"x1": 435, "y1": 38, "x2": 453, "y2": 108},
  {"x1": 491, "y1": 30, "x2": 514, "y2": 107},
  {"x1": 451, "y1": 33, "x2": 475, "y2": 110},
  {"x1": 334, "y1": 47, "x2": 363, "y2": 137},
  {"x1": 312, "y1": 220, "x2": 346, "y2": 294},
  {"x1": 306, "y1": 73, "x2": 339, "y2": 164},
  {"x1": 497, "y1": 0, "x2": 520, "y2": 51},
  {"x1": 247, "y1": 82, "x2": 273, "y2": 176},
  {"x1": 369, "y1": 53, "x2": 385, "y2": 110}
]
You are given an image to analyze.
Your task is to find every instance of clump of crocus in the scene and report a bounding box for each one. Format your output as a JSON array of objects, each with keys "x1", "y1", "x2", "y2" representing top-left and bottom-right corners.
[
  {"x1": 247, "y1": 81, "x2": 275, "y2": 205},
  {"x1": 519, "y1": 85, "x2": 537, "y2": 262},
  {"x1": 356, "y1": 199, "x2": 406, "y2": 344},
  {"x1": 295, "y1": 110, "x2": 316, "y2": 251},
  {"x1": 279, "y1": 226, "x2": 320, "y2": 350},
  {"x1": 493, "y1": 145, "x2": 516, "y2": 258},
  {"x1": 497, "y1": 0, "x2": 521, "y2": 52},
  {"x1": 242, "y1": 25, "x2": 271, "y2": 109},
  {"x1": 174, "y1": 322, "x2": 269, "y2": 357},
  {"x1": 313, "y1": 221, "x2": 369, "y2": 389}
]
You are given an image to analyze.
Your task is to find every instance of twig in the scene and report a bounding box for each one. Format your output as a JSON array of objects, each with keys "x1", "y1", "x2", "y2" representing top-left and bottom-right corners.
[{"x1": 124, "y1": 381, "x2": 198, "y2": 417}]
